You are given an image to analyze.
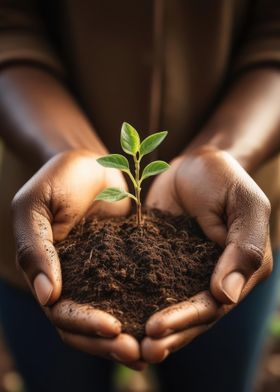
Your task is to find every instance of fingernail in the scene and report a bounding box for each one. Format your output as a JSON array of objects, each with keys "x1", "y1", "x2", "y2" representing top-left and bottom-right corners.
[
  {"x1": 33, "y1": 273, "x2": 53, "y2": 306},
  {"x1": 110, "y1": 352, "x2": 122, "y2": 362},
  {"x1": 222, "y1": 271, "x2": 246, "y2": 303}
]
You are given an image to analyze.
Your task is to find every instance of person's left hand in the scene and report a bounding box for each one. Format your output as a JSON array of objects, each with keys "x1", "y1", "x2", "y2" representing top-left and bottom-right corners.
[{"x1": 142, "y1": 146, "x2": 272, "y2": 363}]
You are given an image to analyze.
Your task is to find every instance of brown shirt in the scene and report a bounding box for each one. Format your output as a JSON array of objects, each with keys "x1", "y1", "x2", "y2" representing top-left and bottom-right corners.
[{"x1": 0, "y1": 0, "x2": 280, "y2": 288}]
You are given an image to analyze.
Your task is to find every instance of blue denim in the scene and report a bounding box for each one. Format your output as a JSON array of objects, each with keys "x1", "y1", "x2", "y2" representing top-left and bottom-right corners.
[
  {"x1": 0, "y1": 251, "x2": 279, "y2": 392},
  {"x1": 155, "y1": 250, "x2": 280, "y2": 392},
  {"x1": 0, "y1": 283, "x2": 114, "y2": 392}
]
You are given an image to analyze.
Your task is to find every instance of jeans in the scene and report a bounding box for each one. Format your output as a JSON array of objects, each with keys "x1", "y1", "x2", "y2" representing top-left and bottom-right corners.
[{"x1": 0, "y1": 251, "x2": 279, "y2": 392}]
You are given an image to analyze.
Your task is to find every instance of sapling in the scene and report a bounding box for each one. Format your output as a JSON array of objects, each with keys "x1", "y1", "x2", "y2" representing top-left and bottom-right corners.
[{"x1": 95, "y1": 122, "x2": 170, "y2": 226}]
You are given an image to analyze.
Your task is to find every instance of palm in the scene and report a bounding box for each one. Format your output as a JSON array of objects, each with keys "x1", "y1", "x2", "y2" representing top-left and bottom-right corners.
[
  {"x1": 46, "y1": 150, "x2": 130, "y2": 242},
  {"x1": 142, "y1": 148, "x2": 271, "y2": 364},
  {"x1": 146, "y1": 152, "x2": 232, "y2": 247}
]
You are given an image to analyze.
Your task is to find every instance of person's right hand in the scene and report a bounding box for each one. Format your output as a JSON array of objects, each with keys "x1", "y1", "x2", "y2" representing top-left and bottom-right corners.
[{"x1": 12, "y1": 149, "x2": 146, "y2": 370}]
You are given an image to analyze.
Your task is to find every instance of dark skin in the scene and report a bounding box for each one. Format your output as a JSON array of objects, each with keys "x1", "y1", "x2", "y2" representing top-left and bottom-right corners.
[
  {"x1": 1, "y1": 65, "x2": 279, "y2": 368},
  {"x1": 142, "y1": 69, "x2": 280, "y2": 362}
]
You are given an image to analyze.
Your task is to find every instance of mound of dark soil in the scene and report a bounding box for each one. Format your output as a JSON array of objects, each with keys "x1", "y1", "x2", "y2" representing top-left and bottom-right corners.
[{"x1": 56, "y1": 209, "x2": 221, "y2": 340}]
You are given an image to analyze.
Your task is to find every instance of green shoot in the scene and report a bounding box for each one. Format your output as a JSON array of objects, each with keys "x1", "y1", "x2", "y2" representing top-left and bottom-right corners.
[{"x1": 95, "y1": 122, "x2": 170, "y2": 226}]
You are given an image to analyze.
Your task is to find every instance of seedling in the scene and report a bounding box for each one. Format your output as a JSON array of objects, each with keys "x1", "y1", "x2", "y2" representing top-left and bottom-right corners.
[{"x1": 96, "y1": 122, "x2": 170, "y2": 226}]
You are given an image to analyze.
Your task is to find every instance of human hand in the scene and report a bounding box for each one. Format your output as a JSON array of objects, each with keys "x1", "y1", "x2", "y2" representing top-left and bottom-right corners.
[
  {"x1": 12, "y1": 149, "x2": 145, "y2": 370},
  {"x1": 142, "y1": 146, "x2": 272, "y2": 363}
]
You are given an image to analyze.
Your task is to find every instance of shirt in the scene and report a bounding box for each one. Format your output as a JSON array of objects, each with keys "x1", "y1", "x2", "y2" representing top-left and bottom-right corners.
[{"x1": 0, "y1": 0, "x2": 279, "y2": 289}]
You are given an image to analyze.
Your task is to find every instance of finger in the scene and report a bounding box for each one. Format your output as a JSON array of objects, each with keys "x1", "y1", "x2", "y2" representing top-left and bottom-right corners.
[
  {"x1": 48, "y1": 153, "x2": 107, "y2": 242},
  {"x1": 146, "y1": 291, "x2": 220, "y2": 338},
  {"x1": 49, "y1": 300, "x2": 121, "y2": 337},
  {"x1": 211, "y1": 179, "x2": 272, "y2": 304},
  {"x1": 196, "y1": 214, "x2": 227, "y2": 248},
  {"x1": 59, "y1": 331, "x2": 141, "y2": 363},
  {"x1": 12, "y1": 184, "x2": 61, "y2": 306},
  {"x1": 142, "y1": 325, "x2": 209, "y2": 364},
  {"x1": 240, "y1": 239, "x2": 273, "y2": 297},
  {"x1": 173, "y1": 156, "x2": 228, "y2": 247}
]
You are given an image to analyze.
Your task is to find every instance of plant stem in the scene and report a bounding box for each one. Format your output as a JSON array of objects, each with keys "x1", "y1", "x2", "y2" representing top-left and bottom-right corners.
[{"x1": 134, "y1": 155, "x2": 142, "y2": 226}]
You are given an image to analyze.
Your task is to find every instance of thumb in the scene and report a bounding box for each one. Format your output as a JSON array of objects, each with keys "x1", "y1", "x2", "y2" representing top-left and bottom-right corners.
[
  {"x1": 12, "y1": 185, "x2": 61, "y2": 306},
  {"x1": 210, "y1": 183, "x2": 272, "y2": 305}
]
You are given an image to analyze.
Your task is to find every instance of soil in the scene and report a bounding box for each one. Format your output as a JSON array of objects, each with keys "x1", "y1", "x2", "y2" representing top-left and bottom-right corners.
[{"x1": 56, "y1": 209, "x2": 222, "y2": 340}]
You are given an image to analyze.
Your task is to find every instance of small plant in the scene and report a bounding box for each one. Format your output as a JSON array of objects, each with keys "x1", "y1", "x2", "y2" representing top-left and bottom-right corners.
[{"x1": 96, "y1": 122, "x2": 170, "y2": 226}]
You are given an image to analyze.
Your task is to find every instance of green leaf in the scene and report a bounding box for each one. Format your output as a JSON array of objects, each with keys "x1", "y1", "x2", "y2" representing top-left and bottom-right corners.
[
  {"x1": 141, "y1": 160, "x2": 170, "y2": 181},
  {"x1": 140, "y1": 131, "x2": 168, "y2": 157},
  {"x1": 95, "y1": 187, "x2": 129, "y2": 202},
  {"x1": 121, "y1": 122, "x2": 140, "y2": 155},
  {"x1": 97, "y1": 154, "x2": 129, "y2": 171}
]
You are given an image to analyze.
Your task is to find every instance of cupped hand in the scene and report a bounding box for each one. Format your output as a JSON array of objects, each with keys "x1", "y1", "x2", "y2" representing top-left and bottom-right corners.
[
  {"x1": 143, "y1": 146, "x2": 272, "y2": 363},
  {"x1": 12, "y1": 149, "x2": 146, "y2": 370}
]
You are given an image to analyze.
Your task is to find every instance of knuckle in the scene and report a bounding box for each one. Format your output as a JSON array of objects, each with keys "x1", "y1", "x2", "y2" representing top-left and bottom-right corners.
[
  {"x1": 11, "y1": 186, "x2": 34, "y2": 214},
  {"x1": 11, "y1": 191, "x2": 24, "y2": 216},
  {"x1": 16, "y1": 243, "x2": 35, "y2": 272},
  {"x1": 189, "y1": 301, "x2": 202, "y2": 324},
  {"x1": 241, "y1": 243, "x2": 264, "y2": 271},
  {"x1": 11, "y1": 180, "x2": 50, "y2": 219},
  {"x1": 260, "y1": 194, "x2": 271, "y2": 217}
]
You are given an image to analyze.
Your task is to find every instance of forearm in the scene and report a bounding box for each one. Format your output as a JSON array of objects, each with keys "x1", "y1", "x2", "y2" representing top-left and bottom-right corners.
[
  {"x1": 0, "y1": 66, "x2": 107, "y2": 168},
  {"x1": 187, "y1": 68, "x2": 280, "y2": 172}
]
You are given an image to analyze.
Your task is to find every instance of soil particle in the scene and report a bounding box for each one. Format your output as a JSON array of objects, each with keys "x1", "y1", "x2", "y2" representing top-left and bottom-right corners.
[{"x1": 56, "y1": 209, "x2": 222, "y2": 340}]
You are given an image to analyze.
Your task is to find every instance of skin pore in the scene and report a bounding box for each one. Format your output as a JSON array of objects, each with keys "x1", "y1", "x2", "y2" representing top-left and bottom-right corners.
[
  {"x1": 1, "y1": 65, "x2": 280, "y2": 367},
  {"x1": 143, "y1": 68, "x2": 279, "y2": 362}
]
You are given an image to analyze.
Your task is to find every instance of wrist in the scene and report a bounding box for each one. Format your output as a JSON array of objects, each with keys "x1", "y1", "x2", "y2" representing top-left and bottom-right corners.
[
  {"x1": 185, "y1": 68, "x2": 280, "y2": 173},
  {"x1": 0, "y1": 66, "x2": 109, "y2": 169},
  {"x1": 198, "y1": 136, "x2": 254, "y2": 172},
  {"x1": 176, "y1": 145, "x2": 245, "y2": 173},
  {"x1": 186, "y1": 130, "x2": 260, "y2": 173}
]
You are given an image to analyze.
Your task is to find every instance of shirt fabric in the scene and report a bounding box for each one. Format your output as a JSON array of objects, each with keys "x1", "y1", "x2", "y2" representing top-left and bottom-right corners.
[{"x1": 0, "y1": 0, "x2": 279, "y2": 288}]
